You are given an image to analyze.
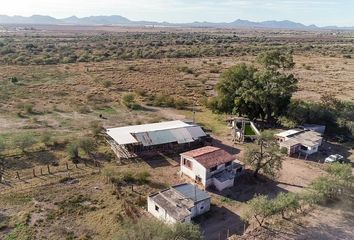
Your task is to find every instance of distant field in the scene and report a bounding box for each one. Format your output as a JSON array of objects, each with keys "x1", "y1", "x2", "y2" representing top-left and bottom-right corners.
[{"x1": 0, "y1": 26, "x2": 353, "y2": 240}]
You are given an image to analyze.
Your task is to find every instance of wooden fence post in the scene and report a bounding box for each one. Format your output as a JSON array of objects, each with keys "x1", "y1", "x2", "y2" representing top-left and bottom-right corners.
[
  {"x1": 66, "y1": 162, "x2": 69, "y2": 171},
  {"x1": 47, "y1": 165, "x2": 51, "y2": 174},
  {"x1": 32, "y1": 168, "x2": 36, "y2": 177}
]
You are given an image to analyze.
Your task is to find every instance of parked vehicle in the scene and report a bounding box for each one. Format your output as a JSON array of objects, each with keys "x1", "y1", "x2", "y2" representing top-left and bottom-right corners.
[{"x1": 324, "y1": 154, "x2": 345, "y2": 163}]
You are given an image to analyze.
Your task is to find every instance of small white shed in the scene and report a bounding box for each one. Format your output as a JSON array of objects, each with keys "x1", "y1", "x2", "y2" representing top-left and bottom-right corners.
[{"x1": 147, "y1": 183, "x2": 210, "y2": 224}]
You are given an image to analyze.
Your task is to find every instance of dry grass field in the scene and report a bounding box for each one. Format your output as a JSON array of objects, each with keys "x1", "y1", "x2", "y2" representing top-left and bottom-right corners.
[{"x1": 0, "y1": 26, "x2": 353, "y2": 240}]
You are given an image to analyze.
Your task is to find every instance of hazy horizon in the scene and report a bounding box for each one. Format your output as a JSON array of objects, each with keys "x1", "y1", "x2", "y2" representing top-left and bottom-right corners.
[{"x1": 1, "y1": 0, "x2": 354, "y2": 27}]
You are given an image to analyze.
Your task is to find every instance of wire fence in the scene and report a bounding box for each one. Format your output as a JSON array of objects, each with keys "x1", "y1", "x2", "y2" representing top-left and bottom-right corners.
[{"x1": 0, "y1": 162, "x2": 101, "y2": 193}]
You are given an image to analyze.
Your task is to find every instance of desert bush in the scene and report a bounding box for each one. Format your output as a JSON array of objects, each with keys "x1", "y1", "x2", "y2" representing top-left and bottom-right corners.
[
  {"x1": 127, "y1": 65, "x2": 139, "y2": 71},
  {"x1": 78, "y1": 137, "x2": 96, "y2": 156},
  {"x1": 90, "y1": 121, "x2": 103, "y2": 138},
  {"x1": 209, "y1": 68, "x2": 220, "y2": 73},
  {"x1": 4, "y1": 223, "x2": 33, "y2": 240},
  {"x1": 14, "y1": 133, "x2": 37, "y2": 152},
  {"x1": 40, "y1": 132, "x2": 52, "y2": 147},
  {"x1": 9, "y1": 76, "x2": 18, "y2": 84},
  {"x1": 174, "y1": 98, "x2": 189, "y2": 110},
  {"x1": 23, "y1": 103, "x2": 34, "y2": 114},
  {"x1": 102, "y1": 80, "x2": 112, "y2": 88},
  {"x1": 66, "y1": 142, "x2": 79, "y2": 161},
  {"x1": 77, "y1": 105, "x2": 91, "y2": 114},
  {"x1": 309, "y1": 177, "x2": 339, "y2": 201},
  {"x1": 134, "y1": 88, "x2": 147, "y2": 97},
  {"x1": 104, "y1": 169, "x2": 151, "y2": 186},
  {"x1": 122, "y1": 93, "x2": 140, "y2": 110},
  {"x1": 116, "y1": 219, "x2": 202, "y2": 240},
  {"x1": 177, "y1": 65, "x2": 194, "y2": 74}
]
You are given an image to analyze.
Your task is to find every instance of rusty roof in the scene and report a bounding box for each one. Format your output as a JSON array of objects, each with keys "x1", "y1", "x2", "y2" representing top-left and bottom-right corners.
[{"x1": 181, "y1": 146, "x2": 235, "y2": 169}]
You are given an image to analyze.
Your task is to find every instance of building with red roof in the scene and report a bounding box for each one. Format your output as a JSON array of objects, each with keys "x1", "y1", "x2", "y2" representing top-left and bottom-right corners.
[{"x1": 180, "y1": 146, "x2": 244, "y2": 191}]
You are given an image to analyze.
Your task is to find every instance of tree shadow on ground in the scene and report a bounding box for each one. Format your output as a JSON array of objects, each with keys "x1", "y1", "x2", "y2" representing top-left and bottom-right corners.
[
  {"x1": 4, "y1": 151, "x2": 58, "y2": 170},
  {"x1": 195, "y1": 205, "x2": 246, "y2": 240},
  {"x1": 209, "y1": 170, "x2": 288, "y2": 202},
  {"x1": 0, "y1": 212, "x2": 10, "y2": 232},
  {"x1": 211, "y1": 139, "x2": 240, "y2": 155},
  {"x1": 139, "y1": 152, "x2": 179, "y2": 169}
]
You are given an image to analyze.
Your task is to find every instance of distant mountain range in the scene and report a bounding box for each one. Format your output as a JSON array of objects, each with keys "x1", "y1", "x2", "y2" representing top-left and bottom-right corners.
[{"x1": 0, "y1": 14, "x2": 353, "y2": 30}]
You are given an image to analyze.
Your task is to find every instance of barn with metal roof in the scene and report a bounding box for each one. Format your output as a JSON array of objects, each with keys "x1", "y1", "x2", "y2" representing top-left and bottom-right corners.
[{"x1": 106, "y1": 120, "x2": 209, "y2": 159}]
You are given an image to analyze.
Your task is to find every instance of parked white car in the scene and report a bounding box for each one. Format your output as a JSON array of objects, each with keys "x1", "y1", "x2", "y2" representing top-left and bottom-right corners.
[{"x1": 324, "y1": 154, "x2": 344, "y2": 163}]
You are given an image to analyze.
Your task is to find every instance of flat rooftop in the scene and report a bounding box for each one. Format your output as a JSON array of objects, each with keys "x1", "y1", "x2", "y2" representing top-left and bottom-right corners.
[{"x1": 149, "y1": 183, "x2": 210, "y2": 221}]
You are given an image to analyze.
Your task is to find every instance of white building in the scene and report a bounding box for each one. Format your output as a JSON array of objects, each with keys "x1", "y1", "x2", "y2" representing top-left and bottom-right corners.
[
  {"x1": 147, "y1": 183, "x2": 210, "y2": 224},
  {"x1": 180, "y1": 146, "x2": 244, "y2": 191},
  {"x1": 275, "y1": 129, "x2": 323, "y2": 156}
]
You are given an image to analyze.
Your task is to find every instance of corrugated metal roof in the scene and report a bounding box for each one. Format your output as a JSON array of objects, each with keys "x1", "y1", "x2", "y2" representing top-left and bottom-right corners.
[
  {"x1": 173, "y1": 183, "x2": 210, "y2": 203},
  {"x1": 106, "y1": 120, "x2": 206, "y2": 146},
  {"x1": 170, "y1": 128, "x2": 194, "y2": 144},
  {"x1": 106, "y1": 120, "x2": 190, "y2": 145},
  {"x1": 187, "y1": 126, "x2": 207, "y2": 139}
]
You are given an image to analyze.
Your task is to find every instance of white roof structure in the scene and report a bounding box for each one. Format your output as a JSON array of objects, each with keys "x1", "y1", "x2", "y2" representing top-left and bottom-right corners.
[
  {"x1": 275, "y1": 129, "x2": 301, "y2": 138},
  {"x1": 106, "y1": 120, "x2": 206, "y2": 146}
]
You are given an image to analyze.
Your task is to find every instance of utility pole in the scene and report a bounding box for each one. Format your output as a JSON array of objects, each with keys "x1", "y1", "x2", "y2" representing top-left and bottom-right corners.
[{"x1": 192, "y1": 99, "x2": 196, "y2": 124}]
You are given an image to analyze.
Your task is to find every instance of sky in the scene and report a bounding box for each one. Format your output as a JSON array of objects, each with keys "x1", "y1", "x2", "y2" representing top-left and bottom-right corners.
[{"x1": 1, "y1": 0, "x2": 353, "y2": 26}]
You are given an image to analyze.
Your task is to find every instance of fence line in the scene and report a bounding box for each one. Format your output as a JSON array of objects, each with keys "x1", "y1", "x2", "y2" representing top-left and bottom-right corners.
[{"x1": 0, "y1": 162, "x2": 101, "y2": 193}]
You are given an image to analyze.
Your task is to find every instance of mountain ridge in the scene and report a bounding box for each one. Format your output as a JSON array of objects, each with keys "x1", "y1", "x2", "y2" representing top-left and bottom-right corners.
[{"x1": 0, "y1": 14, "x2": 353, "y2": 30}]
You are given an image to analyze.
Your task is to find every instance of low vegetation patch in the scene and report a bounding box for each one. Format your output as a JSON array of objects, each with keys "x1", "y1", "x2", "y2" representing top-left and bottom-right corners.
[
  {"x1": 242, "y1": 162, "x2": 353, "y2": 227},
  {"x1": 116, "y1": 218, "x2": 202, "y2": 240}
]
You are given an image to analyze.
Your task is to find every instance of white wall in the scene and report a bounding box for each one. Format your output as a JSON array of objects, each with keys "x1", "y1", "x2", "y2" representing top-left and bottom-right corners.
[
  {"x1": 193, "y1": 198, "x2": 211, "y2": 217},
  {"x1": 180, "y1": 156, "x2": 207, "y2": 186},
  {"x1": 213, "y1": 177, "x2": 234, "y2": 191},
  {"x1": 300, "y1": 144, "x2": 319, "y2": 155},
  {"x1": 148, "y1": 196, "x2": 190, "y2": 224}
]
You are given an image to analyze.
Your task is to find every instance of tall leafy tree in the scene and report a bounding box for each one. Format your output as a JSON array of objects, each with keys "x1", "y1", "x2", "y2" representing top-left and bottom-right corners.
[
  {"x1": 212, "y1": 51, "x2": 297, "y2": 122},
  {"x1": 244, "y1": 130, "x2": 283, "y2": 178}
]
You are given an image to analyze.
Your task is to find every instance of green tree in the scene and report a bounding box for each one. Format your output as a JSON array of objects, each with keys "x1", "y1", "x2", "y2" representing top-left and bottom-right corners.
[
  {"x1": 273, "y1": 192, "x2": 300, "y2": 218},
  {"x1": 212, "y1": 51, "x2": 297, "y2": 122},
  {"x1": 257, "y1": 50, "x2": 295, "y2": 70},
  {"x1": 242, "y1": 195, "x2": 277, "y2": 227},
  {"x1": 325, "y1": 163, "x2": 353, "y2": 188},
  {"x1": 244, "y1": 130, "x2": 283, "y2": 178}
]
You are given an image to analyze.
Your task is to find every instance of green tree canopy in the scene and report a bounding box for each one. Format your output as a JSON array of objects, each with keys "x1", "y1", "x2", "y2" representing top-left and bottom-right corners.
[
  {"x1": 244, "y1": 130, "x2": 283, "y2": 178},
  {"x1": 212, "y1": 51, "x2": 298, "y2": 122}
]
